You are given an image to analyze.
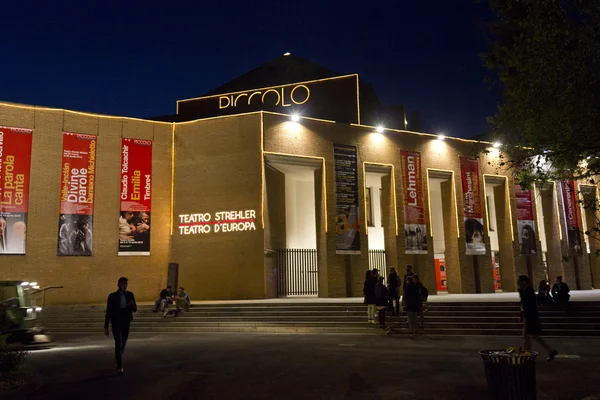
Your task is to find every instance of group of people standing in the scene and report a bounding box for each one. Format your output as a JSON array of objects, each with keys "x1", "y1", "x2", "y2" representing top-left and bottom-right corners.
[{"x1": 363, "y1": 265, "x2": 428, "y2": 334}]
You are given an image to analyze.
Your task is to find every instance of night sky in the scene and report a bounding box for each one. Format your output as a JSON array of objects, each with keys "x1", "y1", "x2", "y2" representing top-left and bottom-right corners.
[{"x1": 1, "y1": 1, "x2": 497, "y2": 138}]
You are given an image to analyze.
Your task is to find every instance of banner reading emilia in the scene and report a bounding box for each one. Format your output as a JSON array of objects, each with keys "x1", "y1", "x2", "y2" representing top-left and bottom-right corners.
[
  {"x1": 400, "y1": 150, "x2": 427, "y2": 254},
  {"x1": 459, "y1": 156, "x2": 485, "y2": 255},
  {"x1": 57, "y1": 133, "x2": 96, "y2": 256},
  {"x1": 0, "y1": 127, "x2": 33, "y2": 255},
  {"x1": 118, "y1": 138, "x2": 152, "y2": 256}
]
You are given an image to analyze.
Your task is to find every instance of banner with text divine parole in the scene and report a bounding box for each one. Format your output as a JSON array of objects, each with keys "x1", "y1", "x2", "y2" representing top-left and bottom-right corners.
[
  {"x1": 0, "y1": 127, "x2": 33, "y2": 255},
  {"x1": 561, "y1": 180, "x2": 583, "y2": 255},
  {"x1": 57, "y1": 133, "x2": 97, "y2": 256},
  {"x1": 515, "y1": 184, "x2": 537, "y2": 255},
  {"x1": 459, "y1": 156, "x2": 486, "y2": 255},
  {"x1": 334, "y1": 144, "x2": 361, "y2": 254},
  {"x1": 400, "y1": 150, "x2": 427, "y2": 254},
  {"x1": 119, "y1": 138, "x2": 152, "y2": 256}
]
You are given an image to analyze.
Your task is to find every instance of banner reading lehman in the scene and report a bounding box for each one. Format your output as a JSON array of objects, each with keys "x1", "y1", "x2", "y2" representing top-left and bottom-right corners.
[
  {"x1": 459, "y1": 156, "x2": 486, "y2": 255},
  {"x1": 334, "y1": 144, "x2": 361, "y2": 254},
  {"x1": 57, "y1": 133, "x2": 97, "y2": 256},
  {"x1": 0, "y1": 126, "x2": 33, "y2": 255},
  {"x1": 119, "y1": 138, "x2": 152, "y2": 256},
  {"x1": 400, "y1": 150, "x2": 427, "y2": 254}
]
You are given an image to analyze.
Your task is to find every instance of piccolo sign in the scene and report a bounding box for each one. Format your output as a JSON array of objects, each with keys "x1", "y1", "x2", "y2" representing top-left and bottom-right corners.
[
  {"x1": 178, "y1": 210, "x2": 257, "y2": 235},
  {"x1": 219, "y1": 84, "x2": 310, "y2": 110}
]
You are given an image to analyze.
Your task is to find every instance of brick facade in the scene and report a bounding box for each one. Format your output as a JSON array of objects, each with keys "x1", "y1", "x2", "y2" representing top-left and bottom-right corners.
[{"x1": 0, "y1": 102, "x2": 596, "y2": 304}]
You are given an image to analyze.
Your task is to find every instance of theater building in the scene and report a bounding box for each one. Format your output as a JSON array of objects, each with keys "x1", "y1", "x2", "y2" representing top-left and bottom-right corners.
[{"x1": 0, "y1": 55, "x2": 598, "y2": 304}]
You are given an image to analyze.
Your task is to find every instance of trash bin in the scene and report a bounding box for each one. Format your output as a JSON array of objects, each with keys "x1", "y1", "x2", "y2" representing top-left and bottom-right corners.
[{"x1": 479, "y1": 349, "x2": 538, "y2": 400}]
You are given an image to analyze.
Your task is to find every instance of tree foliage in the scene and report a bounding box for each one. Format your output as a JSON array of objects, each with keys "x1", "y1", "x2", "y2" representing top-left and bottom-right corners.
[{"x1": 482, "y1": 0, "x2": 600, "y2": 187}]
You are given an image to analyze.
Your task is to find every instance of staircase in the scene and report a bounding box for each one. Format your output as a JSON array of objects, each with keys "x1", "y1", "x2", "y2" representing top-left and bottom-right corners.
[{"x1": 36, "y1": 301, "x2": 600, "y2": 336}]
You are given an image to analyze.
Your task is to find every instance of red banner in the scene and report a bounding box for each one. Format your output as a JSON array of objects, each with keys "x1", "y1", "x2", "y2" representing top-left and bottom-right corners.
[
  {"x1": 561, "y1": 180, "x2": 582, "y2": 254},
  {"x1": 400, "y1": 150, "x2": 427, "y2": 254},
  {"x1": 514, "y1": 184, "x2": 537, "y2": 255},
  {"x1": 57, "y1": 132, "x2": 97, "y2": 256},
  {"x1": 0, "y1": 126, "x2": 33, "y2": 254},
  {"x1": 119, "y1": 138, "x2": 152, "y2": 256},
  {"x1": 459, "y1": 157, "x2": 485, "y2": 255}
]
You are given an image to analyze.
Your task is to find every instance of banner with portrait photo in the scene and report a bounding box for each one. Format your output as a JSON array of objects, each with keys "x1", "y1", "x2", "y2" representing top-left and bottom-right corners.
[
  {"x1": 459, "y1": 156, "x2": 485, "y2": 255},
  {"x1": 57, "y1": 133, "x2": 97, "y2": 256},
  {"x1": 118, "y1": 138, "x2": 152, "y2": 256},
  {"x1": 561, "y1": 179, "x2": 583, "y2": 255},
  {"x1": 0, "y1": 126, "x2": 33, "y2": 255},
  {"x1": 400, "y1": 150, "x2": 427, "y2": 254},
  {"x1": 514, "y1": 184, "x2": 537, "y2": 255},
  {"x1": 334, "y1": 144, "x2": 361, "y2": 254}
]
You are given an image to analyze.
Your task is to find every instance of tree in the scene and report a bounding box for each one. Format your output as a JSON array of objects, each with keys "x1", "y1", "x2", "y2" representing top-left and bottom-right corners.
[{"x1": 482, "y1": 0, "x2": 600, "y2": 248}]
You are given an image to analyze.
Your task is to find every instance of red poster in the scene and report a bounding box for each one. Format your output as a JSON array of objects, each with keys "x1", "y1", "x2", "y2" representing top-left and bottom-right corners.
[
  {"x1": 459, "y1": 157, "x2": 485, "y2": 255},
  {"x1": 435, "y1": 258, "x2": 447, "y2": 291},
  {"x1": 515, "y1": 184, "x2": 537, "y2": 255},
  {"x1": 492, "y1": 255, "x2": 502, "y2": 291},
  {"x1": 57, "y1": 132, "x2": 97, "y2": 256},
  {"x1": 119, "y1": 138, "x2": 152, "y2": 256},
  {"x1": 400, "y1": 150, "x2": 427, "y2": 254},
  {"x1": 0, "y1": 126, "x2": 33, "y2": 254},
  {"x1": 561, "y1": 180, "x2": 582, "y2": 254}
]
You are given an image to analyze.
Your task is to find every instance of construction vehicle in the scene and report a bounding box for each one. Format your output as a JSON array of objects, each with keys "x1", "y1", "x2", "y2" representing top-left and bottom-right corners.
[{"x1": 0, "y1": 281, "x2": 61, "y2": 349}]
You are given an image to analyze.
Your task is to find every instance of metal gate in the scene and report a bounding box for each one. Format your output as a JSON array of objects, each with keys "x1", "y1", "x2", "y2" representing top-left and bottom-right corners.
[
  {"x1": 368, "y1": 249, "x2": 387, "y2": 281},
  {"x1": 276, "y1": 249, "x2": 318, "y2": 297}
]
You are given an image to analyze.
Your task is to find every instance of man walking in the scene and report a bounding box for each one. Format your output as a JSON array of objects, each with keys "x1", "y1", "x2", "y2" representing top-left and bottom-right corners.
[{"x1": 104, "y1": 277, "x2": 137, "y2": 374}]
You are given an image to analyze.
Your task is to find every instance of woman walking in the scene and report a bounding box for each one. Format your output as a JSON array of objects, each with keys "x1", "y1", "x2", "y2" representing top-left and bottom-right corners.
[
  {"x1": 518, "y1": 275, "x2": 558, "y2": 361},
  {"x1": 363, "y1": 270, "x2": 377, "y2": 324}
]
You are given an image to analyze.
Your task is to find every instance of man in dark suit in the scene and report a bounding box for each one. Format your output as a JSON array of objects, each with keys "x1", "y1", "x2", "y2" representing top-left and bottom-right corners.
[{"x1": 104, "y1": 277, "x2": 137, "y2": 373}]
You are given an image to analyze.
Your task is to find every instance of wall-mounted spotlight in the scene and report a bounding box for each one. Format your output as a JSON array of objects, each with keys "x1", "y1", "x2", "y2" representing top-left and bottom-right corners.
[
  {"x1": 437, "y1": 134, "x2": 446, "y2": 141},
  {"x1": 291, "y1": 114, "x2": 300, "y2": 122},
  {"x1": 492, "y1": 142, "x2": 501, "y2": 148},
  {"x1": 376, "y1": 126, "x2": 384, "y2": 133}
]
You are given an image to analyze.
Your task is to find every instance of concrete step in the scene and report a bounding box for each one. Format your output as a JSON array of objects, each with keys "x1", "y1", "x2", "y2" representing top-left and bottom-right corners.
[
  {"x1": 42, "y1": 325, "x2": 600, "y2": 336},
  {"x1": 36, "y1": 315, "x2": 600, "y2": 325}
]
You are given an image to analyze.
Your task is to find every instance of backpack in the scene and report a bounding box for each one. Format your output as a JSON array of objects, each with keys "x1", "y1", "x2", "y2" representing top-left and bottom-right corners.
[{"x1": 421, "y1": 286, "x2": 429, "y2": 301}]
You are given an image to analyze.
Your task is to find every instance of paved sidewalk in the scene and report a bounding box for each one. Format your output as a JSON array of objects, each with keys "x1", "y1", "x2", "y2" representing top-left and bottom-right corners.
[{"x1": 23, "y1": 333, "x2": 600, "y2": 400}]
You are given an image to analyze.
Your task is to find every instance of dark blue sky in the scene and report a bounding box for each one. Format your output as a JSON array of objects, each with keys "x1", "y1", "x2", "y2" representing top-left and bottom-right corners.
[{"x1": 1, "y1": 1, "x2": 497, "y2": 138}]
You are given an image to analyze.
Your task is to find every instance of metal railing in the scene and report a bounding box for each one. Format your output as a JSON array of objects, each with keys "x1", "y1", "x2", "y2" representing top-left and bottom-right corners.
[
  {"x1": 368, "y1": 249, "x2": 387, "y2": 281},
  {"x1": 276, "y1": 249, "x2": 318, "y2": 297}
]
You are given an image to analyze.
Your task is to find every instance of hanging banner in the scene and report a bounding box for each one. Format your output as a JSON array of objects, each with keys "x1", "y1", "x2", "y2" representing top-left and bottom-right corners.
[
  {"x1": 459, "y1": 156, "x2": 486, "y2": 255},
  {"x1": 334, "y1": 144, "x2": 360, "y2": 254},
  {"x1": 119, "y1": 138, "x2": 152, "y2": 256},
  {"x1": 57, "y1": 133, "x2": 97, "y2": 256},
  {"x1": 400, "y1": 150, "x2": 427, "y2": 254},
  {"x1": 0, "y1": 127, "x2": 33, "y2": 255},
  {"x1": 561, "y1": 180, "x2": 583, "y2": 254},
  {"x1": 514, "y1": 184, "x2": 537, "y2": 255}
]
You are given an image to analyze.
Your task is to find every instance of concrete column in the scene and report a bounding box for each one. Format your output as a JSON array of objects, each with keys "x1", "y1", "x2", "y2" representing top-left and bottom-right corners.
[
  {"x1": 494, "y1": 183, "x2": 518, "y2": 292},
  {"x1": 263, "y1": 166, "x2": 286, "y2": 298},
  {"x1": 314, "y1": 167, "x2": 329, "y2": 297},
  {"x1": 582, "y1": 187, "x2": 600, "y2": 288},
  {"x1": 572, "y1": 184, "x2": 593, "y2": 289},
  {"x1": 540, "y1": 184, "x2": 566, "y2": 283},
  {"x1": 381, "y1": 173, "x2": 399, "y2": 274},
  {"x1": 440, "y1": 179, "x2": 463, "y2": 293}
]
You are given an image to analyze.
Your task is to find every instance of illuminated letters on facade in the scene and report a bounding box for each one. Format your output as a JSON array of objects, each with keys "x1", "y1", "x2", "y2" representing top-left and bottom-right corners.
[
  {"x1": 219, "y1": 85, "x2": 310, "y2": 110},
  {"x1": 178, "y1": 209, "x2": 257, "y2": 234}
]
